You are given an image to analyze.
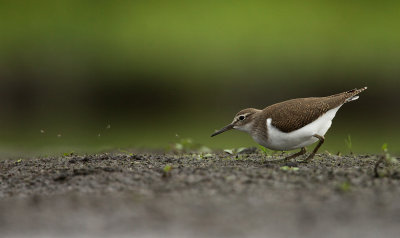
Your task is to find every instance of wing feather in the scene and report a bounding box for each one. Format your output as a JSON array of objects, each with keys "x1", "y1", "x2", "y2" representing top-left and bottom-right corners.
[{"x1": 263, "y1": 87, "x2": 367, "y2": 133}]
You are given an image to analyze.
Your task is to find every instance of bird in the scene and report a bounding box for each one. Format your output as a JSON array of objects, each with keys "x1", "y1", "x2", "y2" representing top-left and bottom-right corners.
[{"x1": 211, "y1": 87, "x2": 367, "y2": 162}]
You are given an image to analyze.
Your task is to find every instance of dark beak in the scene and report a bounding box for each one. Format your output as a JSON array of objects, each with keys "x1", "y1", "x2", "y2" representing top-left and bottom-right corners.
[{"x1": 211, "y1": 124, "x2": 234, "y2": 137}]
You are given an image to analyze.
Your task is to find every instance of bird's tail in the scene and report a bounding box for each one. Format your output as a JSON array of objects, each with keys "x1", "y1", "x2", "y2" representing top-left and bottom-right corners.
[{"x1": 344, "y1": 87, "x2": 368, "y2": 103}]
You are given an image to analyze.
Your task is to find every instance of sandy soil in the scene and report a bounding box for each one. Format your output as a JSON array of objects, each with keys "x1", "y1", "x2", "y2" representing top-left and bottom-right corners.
[{"x1": 1, "y1": 150, "x2": 400, "y2": 238}]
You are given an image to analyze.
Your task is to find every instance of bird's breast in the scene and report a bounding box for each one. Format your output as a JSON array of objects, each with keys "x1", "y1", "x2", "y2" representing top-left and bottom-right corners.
[{"x1": 259, "y1": 105, "x2": 341, "y2": 151}]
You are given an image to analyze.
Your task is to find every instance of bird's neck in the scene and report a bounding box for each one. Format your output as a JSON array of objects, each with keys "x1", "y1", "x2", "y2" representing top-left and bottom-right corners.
[{"x1": 250, "y1": 112, "x2": 269, "y2": 143}]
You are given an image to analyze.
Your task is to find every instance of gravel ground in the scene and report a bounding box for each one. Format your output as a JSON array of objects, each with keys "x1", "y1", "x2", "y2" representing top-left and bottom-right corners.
[{"x1": 1, "y1": 150, "x2": 400, "y2": 238}]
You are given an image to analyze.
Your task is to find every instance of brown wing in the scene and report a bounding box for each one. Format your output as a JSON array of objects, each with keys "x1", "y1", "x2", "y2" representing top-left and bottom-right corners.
[{"x1": 263, "y1": 87, "x2": 367, "y2": 133}]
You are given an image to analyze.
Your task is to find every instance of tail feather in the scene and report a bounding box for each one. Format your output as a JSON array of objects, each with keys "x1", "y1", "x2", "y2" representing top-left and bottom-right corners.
[
  {"x1": 346, "y1": 86, "x2": 367, "y2": 94},
  {"x1": 343, "y1": 86, "x2": 367, "y2": 103}
]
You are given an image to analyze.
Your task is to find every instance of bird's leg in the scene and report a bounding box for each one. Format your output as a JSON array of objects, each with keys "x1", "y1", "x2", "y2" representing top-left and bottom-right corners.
[
  {"x1": 302, "y1": 134, "x2": 325, "y2": 162},
  {"x1": 271, "y1": 147, "x2": 306, "y2": 163},
  {"x1": 285, "y1": 147, "x2": 307, "y2": 161}
]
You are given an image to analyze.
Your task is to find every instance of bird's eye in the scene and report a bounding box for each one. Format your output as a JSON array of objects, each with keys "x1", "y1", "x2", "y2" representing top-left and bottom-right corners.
[{"x1": 239, "y1": 115, "x2": 245, "y2": 121}]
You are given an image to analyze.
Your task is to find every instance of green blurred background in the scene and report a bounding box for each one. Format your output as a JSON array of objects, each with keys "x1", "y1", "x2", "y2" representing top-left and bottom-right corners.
[{"x1": 0, "y1": 0, "x2": 399, "y2": 157}]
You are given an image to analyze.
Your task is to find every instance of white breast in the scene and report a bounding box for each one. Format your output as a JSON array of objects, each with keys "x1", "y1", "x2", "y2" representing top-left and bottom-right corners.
[{"x1": 255, "y1": 105, "x2": 342, "y2": 151}]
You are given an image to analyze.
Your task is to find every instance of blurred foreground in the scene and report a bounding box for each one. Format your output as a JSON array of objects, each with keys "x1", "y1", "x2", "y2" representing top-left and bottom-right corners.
[{"x1": 1, "y1": 152, "x2": 400, "y2": 238}]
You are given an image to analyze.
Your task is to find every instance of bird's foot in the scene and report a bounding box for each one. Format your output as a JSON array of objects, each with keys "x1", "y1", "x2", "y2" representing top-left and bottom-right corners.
[
  {"x1": 267, "y1": 147, "x2": 307, "y2": 164},
  {"x1": 298, "y1": 153, "x2": 316, "y2": 163}
]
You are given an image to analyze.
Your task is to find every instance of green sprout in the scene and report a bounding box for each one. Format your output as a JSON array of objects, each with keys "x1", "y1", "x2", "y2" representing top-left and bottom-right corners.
[
  {"x1": 163, "y1": 165, "x2": 172, "y2": 173},
  {"x1": 382, "y1": 143, "x2": 388, "y2": 153},
  {"x1": 338, "y1": 181, "x2": 351, "y2": 192},
  {"x1": 63, "y1": 151, "x2": 75, "y2": 156},
  {"x1": 374, "y1": 143, "x2": 399, "y2": 177},
  {"x1": 258, "y1": 146, "x2": 275, "y2": 156},
  {"x1": 118, "y1": 148, "x2": 133, "y2": 156},
  {"x1": 344, "y1": 134, "x2": 352, "y2": 154},
  {"x1": 280, "y1": 166, "x2": 299, "y2": 171},
  {"x1": 202, "y1": 153, "x2": 213, "y2": 159},
  {"x1": 169, "y1": 137, "x2": 211, "y2": 153},
  {"x1": 162, "y1": 164, "x2": 173, "y2": 177}
]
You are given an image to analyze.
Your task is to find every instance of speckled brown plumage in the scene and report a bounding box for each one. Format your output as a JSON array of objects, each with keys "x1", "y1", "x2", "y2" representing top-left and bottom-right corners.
[
  {"x1": 261, "y1": 87, "x2": 367, "y2": 133},
  {"x1": 211, "y1": 87, "x2": 367, "y2": 160}
]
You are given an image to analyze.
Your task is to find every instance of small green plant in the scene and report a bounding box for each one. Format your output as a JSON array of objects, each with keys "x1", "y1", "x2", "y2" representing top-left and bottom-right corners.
[
  {"x1": 280, "y1": 166, "x2": 299, "y2": 171},
  {"x1": 381, "y1": 143, "x2": 398, "y2": 164},
  {"x1": 16, "y1": 158, "x2": 23, "y2": 164},
  {"x1": 374, "y1": 143, "x2": 399, "y2": 177},
  {"x1": 169, "y1": 136, "x2": 212, "y2": 153},
  {"x1": 118, "y1": 148, "x2": 133, "y2": 156},
  {"x1": 223, "y1": 147, "x2": 251, "y2": 155},
  {"x1": 234, "y1": 154, "x2": 246, "y2": 160},
  {"x1": 338, "y1": 181, "x2": 351, "y2": 192},
  {"x1": 163, "y1": 165, "x2": 172, "y2": 173},
  {"x1": 258, "y1": 146, "x2": 275, "y2": 156},
  {"x1": 202, "y1": 153, "x2": 213, "y2": 159},
  {"x1": 344, "y1": 134, "x2": 352, "y2": 154},
  {"x1": 162, "y1": 164, "x2": 172, "y2": 177},
  {"x1": 175, "y1": 138, "x2": 193, "y2": 151},
  {"x1": 63, "y1": 151, "x2": 75, "y2": 156}
]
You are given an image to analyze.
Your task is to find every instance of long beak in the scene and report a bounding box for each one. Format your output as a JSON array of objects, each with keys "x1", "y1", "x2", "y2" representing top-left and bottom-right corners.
[{"x1": 211, "y1": 124, "x2": 234, "y2": 137}]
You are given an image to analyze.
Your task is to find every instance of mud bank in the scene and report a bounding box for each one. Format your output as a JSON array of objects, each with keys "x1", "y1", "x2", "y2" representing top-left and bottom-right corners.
[{"x1": 1, "y1": 152, "x2": 399, "y2": 238}]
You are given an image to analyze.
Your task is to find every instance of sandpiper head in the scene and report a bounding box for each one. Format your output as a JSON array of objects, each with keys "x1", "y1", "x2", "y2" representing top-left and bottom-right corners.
[{"x1": 211, "y1": 108, "x2": 260, "y2": 137}]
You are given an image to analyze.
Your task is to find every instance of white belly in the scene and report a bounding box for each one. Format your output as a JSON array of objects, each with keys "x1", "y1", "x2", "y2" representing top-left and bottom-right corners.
[{"x1": 255, "y1": 105, "x2": 342, "y2": 151}]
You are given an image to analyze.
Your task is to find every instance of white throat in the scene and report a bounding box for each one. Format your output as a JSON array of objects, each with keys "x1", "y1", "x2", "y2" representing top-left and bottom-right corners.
[{"x1": 234, "y1": 121, "x2": 254, "y2": 134}]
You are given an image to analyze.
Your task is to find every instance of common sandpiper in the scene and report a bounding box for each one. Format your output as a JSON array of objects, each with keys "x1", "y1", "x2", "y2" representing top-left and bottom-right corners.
[{"x1": 211, "y1": 87, "x2": 367, "y2": 162}]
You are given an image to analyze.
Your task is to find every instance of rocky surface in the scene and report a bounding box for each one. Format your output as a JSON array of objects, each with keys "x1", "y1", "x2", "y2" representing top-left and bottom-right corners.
[{"x1": 1, "y1": 151, "x2": 400, "y2": 238}]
